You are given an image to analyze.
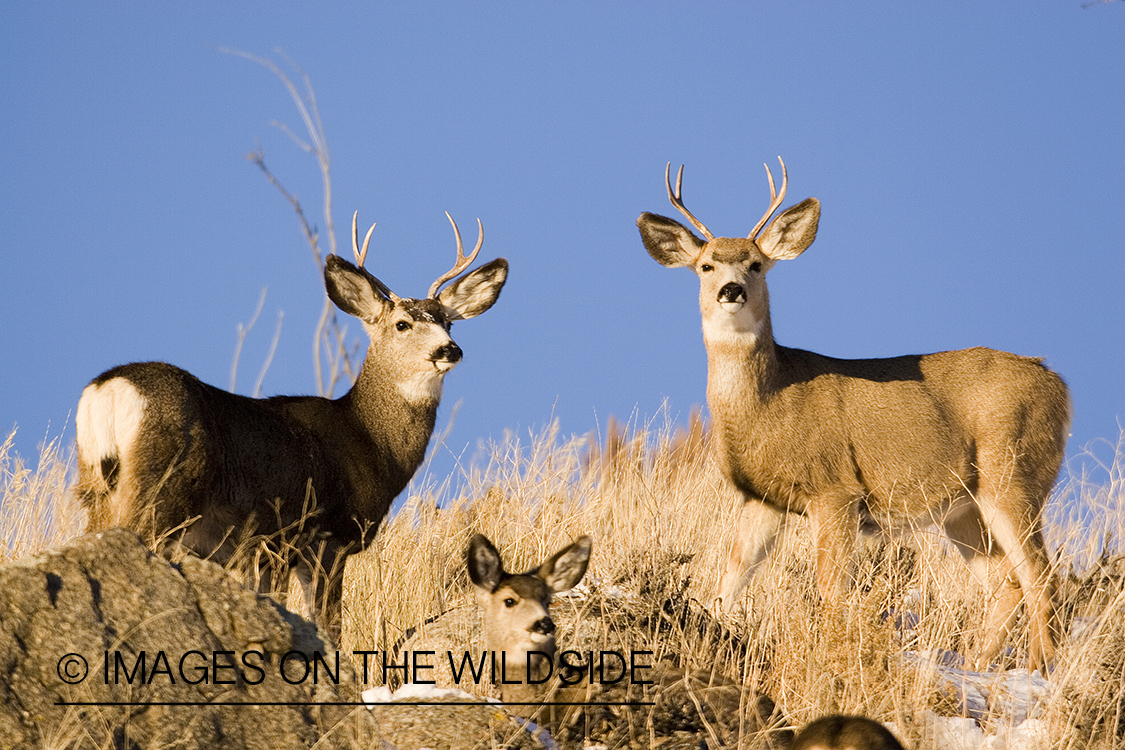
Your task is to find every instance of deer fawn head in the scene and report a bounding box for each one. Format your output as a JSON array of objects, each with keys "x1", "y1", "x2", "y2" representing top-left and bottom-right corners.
[
  {"x1": 325, "y1": 212, "x2": 508, "y2": 404},
  {"x1": 637, "y1": 160, "x2": 819, "y2": 345},
  {"x1": 467, "y1": 534, "x2": 592, "y2": 693}
]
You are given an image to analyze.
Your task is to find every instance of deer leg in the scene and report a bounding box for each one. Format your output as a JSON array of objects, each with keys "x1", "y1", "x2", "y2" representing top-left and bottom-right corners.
[
  {"x1": 716, "y1": 500, "x2": 784, "y2": 612},
  {"x1": 809, "y1": 498, "x2": 859, "y2": 604},
  {"x1": 973, "y1": 441, "x2": 1058, "y2": 671},
  {"x1": 942, "y1": 495, "x2": 1054, "y2": 670},
  {"x1": 973, "y1": 555, "x2": 1025, "y2": 669},
  {"x1": 943, "y1": 499, "x2": 1005, "y2": 665},
  {"x1": 974, "y1": 492, "x2": 1056, "y2": 671}
]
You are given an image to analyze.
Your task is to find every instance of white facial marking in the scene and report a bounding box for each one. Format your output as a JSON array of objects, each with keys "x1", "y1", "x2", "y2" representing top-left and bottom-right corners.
[
  {"x1": 431, "y1": 359, "x2": 457, "y2": 375},
  {"x1": 720, "y1": 301, "x2": 744, "y2": 314}
]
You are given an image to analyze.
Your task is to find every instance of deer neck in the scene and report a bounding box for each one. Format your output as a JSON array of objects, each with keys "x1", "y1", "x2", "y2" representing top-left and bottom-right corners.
[
  {"x1": 703, "y1": 307, "x2": 781, "y2": 416},
  {"x1": 344, "y1": 356, "x2": 440, "y2": 479}
]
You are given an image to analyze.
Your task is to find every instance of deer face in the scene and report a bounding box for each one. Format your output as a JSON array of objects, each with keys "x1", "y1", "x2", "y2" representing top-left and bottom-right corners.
[
  {"x1": 377, "y1": 297, "x2": 464, "y2": 403},
  {"x1": 467, "y1": 534, "x2": 591, "y2": 671},
  {"x1": 637, "y1": 161, "x2": 820, "y2": 346},
  {"x1": 323, "y1": 214, "x2": 507, "y2": 404}
]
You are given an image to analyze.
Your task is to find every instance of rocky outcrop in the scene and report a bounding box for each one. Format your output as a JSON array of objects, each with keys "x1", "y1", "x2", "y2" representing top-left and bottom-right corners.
[{"x1": 0, "y1": 528, "x2": 374, "y2": 750}]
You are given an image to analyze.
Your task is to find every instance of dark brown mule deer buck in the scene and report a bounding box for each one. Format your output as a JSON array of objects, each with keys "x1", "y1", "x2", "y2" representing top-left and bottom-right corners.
[
  {"x1": 637, "y1": 161, "x2": 1070, "y2": 670},
  {"x1": 75, "y1": 212, "x2": 508, "y2": 631}
]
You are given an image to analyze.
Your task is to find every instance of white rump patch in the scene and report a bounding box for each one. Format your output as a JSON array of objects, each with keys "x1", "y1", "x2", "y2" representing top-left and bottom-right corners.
[{"x1": 76, "y1": 378, "x2": 147, "y2": 467}]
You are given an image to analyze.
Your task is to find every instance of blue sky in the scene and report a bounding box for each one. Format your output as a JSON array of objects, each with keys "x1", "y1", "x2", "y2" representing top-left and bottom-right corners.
[{"x1": 2, "y1": 3, "x2": 1122, "y2": 497}]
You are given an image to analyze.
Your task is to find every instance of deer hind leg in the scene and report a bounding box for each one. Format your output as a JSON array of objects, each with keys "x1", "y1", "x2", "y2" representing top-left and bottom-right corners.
[
  {"x1": 716, "y1": 501, "x2": 784, "y2": 612},
  {"x1": 975, "y1": 491, "x2": 1055, "y2": 671},
  {"x1": 980, "y1": 436, "x2": 1057, "y2": 670},
  {"x1": 941, "y1": 495, "x2": 1054, "y2": 671}
]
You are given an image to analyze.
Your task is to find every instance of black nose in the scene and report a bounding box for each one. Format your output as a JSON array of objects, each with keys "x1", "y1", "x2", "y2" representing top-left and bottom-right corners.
[
  {"x1": 433, "y1": 343, "x2": 462, "y2": 363},
  {"x1": 717, "y1": 282, "x2": 746, "y2": 304},
  {"x1": 530, "y1": 617, "x2": 555, "y2": 636}
]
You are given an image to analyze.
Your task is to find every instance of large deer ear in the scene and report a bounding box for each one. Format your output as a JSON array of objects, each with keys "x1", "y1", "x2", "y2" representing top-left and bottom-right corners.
[
  {"x1": 537, "y1": 535, "x2": 592, "y2": 594},
  {"x1": 438, "y1": 258, "x2": 508, "y2": 321},
  {"x1": 467, "y1": 534, "x2": 505, "y2": 592},
  {"x1": 758, "y1": 198, "x2": 820, "y2": 261},
  {"x1": 637, "y1": 213, "x2": 705, "y2": 268},
  {"x1": 324, "y1": 255, "x2": 394, "y2": 324}
]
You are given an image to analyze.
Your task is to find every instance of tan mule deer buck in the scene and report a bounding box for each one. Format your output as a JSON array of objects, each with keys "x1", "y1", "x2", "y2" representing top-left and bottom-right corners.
[
  {"x1": 75, "y1": 212, "x2": 508, "y2": 631},
  {"x1": 637, "y1": 160, "x2": 1070, "y2": 669}
]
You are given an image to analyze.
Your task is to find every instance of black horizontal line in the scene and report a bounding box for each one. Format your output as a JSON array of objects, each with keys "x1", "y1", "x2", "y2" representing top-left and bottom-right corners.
[{"x1": 55, "y1": 700, "x2": 655, "y2": 707}]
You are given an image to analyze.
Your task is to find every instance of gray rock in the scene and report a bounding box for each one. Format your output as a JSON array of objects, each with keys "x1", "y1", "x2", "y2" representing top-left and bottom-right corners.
[{"x1": 0, "y1": 528, "x2": 376, "y2": 750}]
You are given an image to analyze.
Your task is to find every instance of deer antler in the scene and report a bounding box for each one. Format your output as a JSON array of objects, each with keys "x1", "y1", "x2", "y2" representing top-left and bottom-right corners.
[
  {"x1": 748, "y1": 157, "x2": 788, "y2": 239},
  {"x1": 428, "y1": 213, "x2": 484, "y2": 299},
  {"x1": 352, "y1": 211, "x2": 399, "y2": 302},
  {"x1": 666, "y1": 163, "x2": 715, "y2": 241},
  {"x1": 351, "y1": 211, "x2": 377, "y2": 267}
]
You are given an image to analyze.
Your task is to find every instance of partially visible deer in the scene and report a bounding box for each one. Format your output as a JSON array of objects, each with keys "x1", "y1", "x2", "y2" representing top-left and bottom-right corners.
[
  {"x1": 393, "y1": 533, "x2": 788, "y2": 744},
  {"x1": 466, "y1": 534, "x2": 592, "y2": 705},
  {"x1": 75, "y1": 212, "x2": 508, "y2": 632},
  {"x1": 791, "y1": 715, "x2": 905, "y2": 750},
  {"x1": 637, "y1": 161, "x2": 1070, "y2": 669}
]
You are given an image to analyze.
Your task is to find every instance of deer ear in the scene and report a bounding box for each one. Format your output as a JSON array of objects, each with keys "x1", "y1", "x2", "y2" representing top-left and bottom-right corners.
[
  {"x1": 438, "y1": 258, "x2": 508, "y2": 321},
  {"x1": 759, "y1": 198, "x2": 820, "y2": 261},
  {"x1": 467, "y1": 534, "x2": 505, "y2": 592},
  {"x1": 537, "y1": 536, "x2": 592, "y2": 594},
  {"x1": 324, "y1": 255, "x2": 393, "y2": 323},
  {"x1": 637, "y1": 213, "x2": 705, "y2": 268}
]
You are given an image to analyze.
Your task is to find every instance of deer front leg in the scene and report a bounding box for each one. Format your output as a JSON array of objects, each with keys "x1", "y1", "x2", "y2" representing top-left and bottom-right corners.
[
  {"x1": 809, "y1": 497, "x2": 859, "y2": 605},
  {"x1": 716, "y1": 500, "x2": 784, "y2": 613}
]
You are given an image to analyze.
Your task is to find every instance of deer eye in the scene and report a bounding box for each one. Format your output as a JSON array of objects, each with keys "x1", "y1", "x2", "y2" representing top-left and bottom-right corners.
[
  {"x1": 750, "y1": 261, "x2": 762, "y2": 273},
  {"x1": 504, "y1": 598, "x2": 517, "y2": 608},
  {"x1": 395, "y1": 320, "x2": 411, "y2": 332},
  {"x1": 700, "y1": 264, "x2": 714, "y2": 273}
]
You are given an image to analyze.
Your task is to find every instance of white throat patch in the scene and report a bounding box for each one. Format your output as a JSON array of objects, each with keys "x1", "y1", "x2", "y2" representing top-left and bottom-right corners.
[
  {"x1": 398, "y1": 369, "x2": 446, "y2": 404},
  {"x1": 703, "y1": 303, "x2": 764, "y2": 347}
]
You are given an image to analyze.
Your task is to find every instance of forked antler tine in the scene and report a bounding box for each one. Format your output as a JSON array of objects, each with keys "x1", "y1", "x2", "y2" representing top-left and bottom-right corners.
[
  {"x1": 351, "y1": 210, "x2": 377, "y2": 267},
  {"x1": 748, "y1": 156, "x2": 788, "y2": 239},
  {"x1": 665, "y1": 163, "x2": 715, "y2": 241},
  {"x1": 427, "y1": 212, "x2": 484, "y2": 299}
]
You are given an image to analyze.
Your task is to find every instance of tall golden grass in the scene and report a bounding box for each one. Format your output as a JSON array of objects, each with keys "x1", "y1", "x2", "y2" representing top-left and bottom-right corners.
[
  {"x1": 0, "y1": 430, "x2": 83, "y2": 562},
  {"x1": 341, "y1": 417, "x2": 1125, "y2": 748},
  {"x1": 2, "y1": 421, "x2": 1123, "y2": 748}
]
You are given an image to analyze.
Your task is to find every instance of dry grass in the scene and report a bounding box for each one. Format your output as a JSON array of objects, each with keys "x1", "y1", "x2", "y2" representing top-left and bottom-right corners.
[
  {"x1": 0, "y1": 429, "x2": 84, "y2": 562},
  {"x1": 341, "y1": 418, "x2": 1125, "y2": 748},
  {"x1": 3, "y1": 422, "x2": 1125, "y2": 748}
]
